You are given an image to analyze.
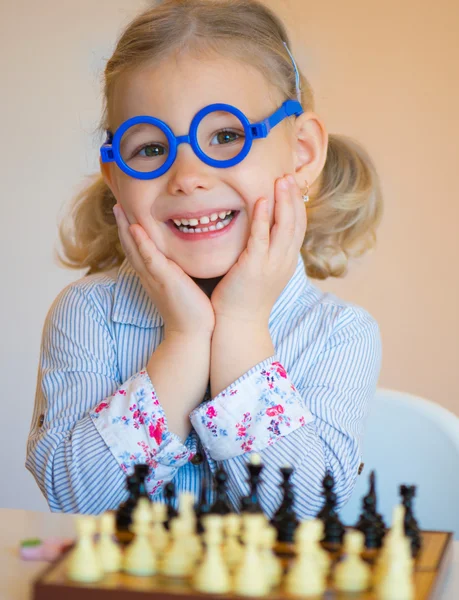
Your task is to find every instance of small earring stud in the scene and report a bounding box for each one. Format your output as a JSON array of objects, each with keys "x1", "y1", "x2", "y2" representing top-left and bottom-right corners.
[{"x1": 302, "y1": 180, "x2": 310, "y2": 203}]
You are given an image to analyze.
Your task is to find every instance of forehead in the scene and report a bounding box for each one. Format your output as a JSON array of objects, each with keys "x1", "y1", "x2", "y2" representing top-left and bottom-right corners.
[{"x1": 110, "y1": 53, "x2": 282, "y2": 131}]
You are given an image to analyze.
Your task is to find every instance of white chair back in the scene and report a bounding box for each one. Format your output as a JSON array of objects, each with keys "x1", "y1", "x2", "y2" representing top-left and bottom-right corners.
[{"x1": 340, "y1": 388, "x2": 459, "y2": 538}]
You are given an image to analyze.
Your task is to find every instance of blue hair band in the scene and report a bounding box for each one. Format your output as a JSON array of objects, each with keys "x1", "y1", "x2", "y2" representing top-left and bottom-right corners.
[{"x1": 283, "y1": 41, "x2": 302, "y2": 104}]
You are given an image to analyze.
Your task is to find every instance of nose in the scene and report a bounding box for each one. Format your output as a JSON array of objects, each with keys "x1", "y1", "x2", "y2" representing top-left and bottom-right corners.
[{"x1": 167, "y1": 142, "x2": 215, "y2": 196}]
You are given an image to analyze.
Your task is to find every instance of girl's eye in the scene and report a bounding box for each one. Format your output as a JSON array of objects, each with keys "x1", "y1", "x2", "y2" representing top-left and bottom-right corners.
[
  {"x1": 211, "y1": 129, "x2": 244, "y2": 145},
  {"x1": 136, "y1": 144, "x2": 165, "y2": 158}
]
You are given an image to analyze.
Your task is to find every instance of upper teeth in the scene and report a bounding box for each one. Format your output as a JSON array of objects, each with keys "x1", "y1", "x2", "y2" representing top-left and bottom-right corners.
[{"x1": 173, "y1": 211, "x2": 233, "y2": 227}]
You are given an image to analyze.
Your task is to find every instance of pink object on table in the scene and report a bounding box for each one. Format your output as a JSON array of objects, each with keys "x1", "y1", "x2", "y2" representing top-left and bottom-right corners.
[{"x1": 20, "y1": 537, "x2": 73, "y2": 561}]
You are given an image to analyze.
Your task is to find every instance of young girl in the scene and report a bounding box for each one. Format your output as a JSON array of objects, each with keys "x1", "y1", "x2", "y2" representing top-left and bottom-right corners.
[{"x1": 26, "y1": 0, "x2": 383, "y2": 516}]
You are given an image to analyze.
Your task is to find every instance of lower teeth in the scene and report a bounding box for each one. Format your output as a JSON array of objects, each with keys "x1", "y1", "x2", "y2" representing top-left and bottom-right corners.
[{"x1": 176, "y1": 213, "x2": 235, "y2": 234}]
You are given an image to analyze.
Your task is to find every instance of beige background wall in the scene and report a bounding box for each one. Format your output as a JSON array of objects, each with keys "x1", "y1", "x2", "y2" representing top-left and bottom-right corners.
[{"x1": 1, "y1": 0, "x2": 457, "y2": 510}]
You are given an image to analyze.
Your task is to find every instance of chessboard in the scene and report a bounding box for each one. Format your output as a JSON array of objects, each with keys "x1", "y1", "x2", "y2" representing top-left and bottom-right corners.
[
  {"x1": 32, "y1": 529, "x2": 453, "y2": 600},
  {"x1": 31, "y1": 457, "x2": 454, "y2": 600}
]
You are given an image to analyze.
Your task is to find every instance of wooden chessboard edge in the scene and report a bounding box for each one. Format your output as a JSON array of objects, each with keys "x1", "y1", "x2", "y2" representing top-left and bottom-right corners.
[{"x1": 425, "y1": 530, "x2": 454, "y2": 599}]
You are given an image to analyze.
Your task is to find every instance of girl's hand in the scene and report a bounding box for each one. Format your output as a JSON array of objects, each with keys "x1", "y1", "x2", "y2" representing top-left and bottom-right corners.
[
  {"x1": 210, "y1": 174, "x2": 307, "y2": 325},
  {"x1": 113, "y1": 204, "x2": 215, "y2": 338}
]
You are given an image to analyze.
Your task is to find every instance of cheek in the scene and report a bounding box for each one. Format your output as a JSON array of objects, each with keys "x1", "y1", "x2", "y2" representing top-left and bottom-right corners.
[{"x1": 115, "y1": 178, "x2": 159, "y2": 221}]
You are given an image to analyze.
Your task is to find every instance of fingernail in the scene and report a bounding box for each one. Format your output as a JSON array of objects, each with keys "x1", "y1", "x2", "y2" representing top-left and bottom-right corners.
[
  {"x1": 112, "y1": 205, "x2": 119, "y2": 218},
  {"x1": 279, "y1": 178, "x2": 288, "y2": 190},
  {"x1": 287, "y1": 175, "x2": 296, "y2": 186}
]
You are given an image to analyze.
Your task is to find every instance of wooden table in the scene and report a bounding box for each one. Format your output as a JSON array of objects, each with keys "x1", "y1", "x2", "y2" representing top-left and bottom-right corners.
[{"x1": 1, "y1": 508, "x2": 458, "y2": 599}]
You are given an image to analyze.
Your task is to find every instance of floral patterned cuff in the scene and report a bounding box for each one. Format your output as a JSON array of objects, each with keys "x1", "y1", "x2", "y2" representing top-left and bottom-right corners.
[
  {"x1": 189, "y1": 356, "x2": 314, "y2": 461},
  {"x1": 90, "y1": 370, "x2": 194, "y2": 494}
]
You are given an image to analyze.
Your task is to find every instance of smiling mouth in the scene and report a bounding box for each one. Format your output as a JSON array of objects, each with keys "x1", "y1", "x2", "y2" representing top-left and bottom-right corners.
[
  {"x1": 170, "y1": 210, "x2": 238, "y2": 233},
  {"x1": 166, "y1": 210, "x2": 240, "y2": 241}
]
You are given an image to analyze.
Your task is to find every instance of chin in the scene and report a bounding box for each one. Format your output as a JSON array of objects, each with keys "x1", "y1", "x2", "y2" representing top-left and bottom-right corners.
[{"x1": 182, "y1": 262, "x2": 230, "y2": 279}]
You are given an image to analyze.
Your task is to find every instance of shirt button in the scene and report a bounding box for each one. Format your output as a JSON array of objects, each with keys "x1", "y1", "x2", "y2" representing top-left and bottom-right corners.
[
  {"x1": 191, "y1": 452, "x2": 204, "y2": 465},
  {"x1": 38, "y1": 414, "x2": 45, "y2": 427}
]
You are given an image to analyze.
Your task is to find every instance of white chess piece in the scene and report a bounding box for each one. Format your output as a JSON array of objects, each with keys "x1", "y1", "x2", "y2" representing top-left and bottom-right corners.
[
  {"x1": 223, "y1": 513, "x2": 244, "y2": 571},
  {"x1": 194, "y1": 515, "x2": 231, "y2": 594},
  {"x1": 97, "y1": 512, "x2": 122, "y2": 573},
  {"x1": 334, "y1": 529, "x2": 371, "y2": 592},
  {"x1": 260, "y1": 525, "x2": 283, "y2": 589},
  {"x1": 234, "y1": 514, "x2": 270, "y2": 596},
  {"x1": 177, "y1": 492, "x2": 202, "y2": 561},
  {"x1": 376, "y1": 534, "x2": 415, "y2": 600},
  {"x1": 161, "y1": 514, "x2": 195, "y2": 577},
  {"x1": 150, "y1": 502, "x2": 169, "y2": 553},
  {"x1": 124, "y1": 497, "x2": 157, "y2": 576},
  {"x1": 67, "y1": 515, "x2": 104, "y2": 582},
  {"x1": 374, "y1": 505, "x2": 413, "y2": 587},
  {"x1": 296, "y1": 519, "x2": 331, "y2": 575},
  {"x1": 285, "y1": 518, "x2": 327, "y2": 596}
]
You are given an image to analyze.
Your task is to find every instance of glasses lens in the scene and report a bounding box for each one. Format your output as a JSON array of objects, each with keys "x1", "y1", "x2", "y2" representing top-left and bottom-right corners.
[
  {"x1": 196, "y1": 110, "x2": 246, "y2": 163},
  {"x1": 119, "y1": 122, "x2": 169, "y2": 173}
]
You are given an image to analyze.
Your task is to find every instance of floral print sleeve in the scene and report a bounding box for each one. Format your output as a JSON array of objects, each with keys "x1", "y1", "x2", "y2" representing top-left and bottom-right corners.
[
  {"x1": 189, "y1": 356, "x2": 314, "y2": 460},
  {"x1": 90, "y1": 370, "x2": 194, "y2": 495}
]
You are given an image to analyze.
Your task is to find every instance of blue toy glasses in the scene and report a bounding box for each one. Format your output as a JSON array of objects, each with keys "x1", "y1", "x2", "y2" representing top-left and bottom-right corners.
[{"x1": 100, "y1": 99, "x2": 303, "y2": 180}]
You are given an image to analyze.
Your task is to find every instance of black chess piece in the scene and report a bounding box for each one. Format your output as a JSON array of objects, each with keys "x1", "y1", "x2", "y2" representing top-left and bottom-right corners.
[
  {"x1": 195, "y1": 479, "x2": 212, "y2": 534},
  {"x1": 240, "y1": 456, "x2": 264, "y2": 513},
  {"x1": 210, "y1": 468, "x2": 233, "y2": 515},
  {"x1": 134, "y1": 463, "x2": 150, "y2": 501},
  {"x1": 400, "y1": 484, "x2": 422, "y2": 557},
  {"x1": 270, "y1": 465, "x2": 299, "y2": 543},
  {"x1": 316, "y1": 470, "x2": 345, "y2": 545},
  {"x1": 355, "y1": 470, "x2": 386, "y2": 548},
  {"x1": 164, "y1": 481, "x2": 178, "y2": 530},
  {"x1": 116, "y1": 473, "x2": 141, "y2": 531}
]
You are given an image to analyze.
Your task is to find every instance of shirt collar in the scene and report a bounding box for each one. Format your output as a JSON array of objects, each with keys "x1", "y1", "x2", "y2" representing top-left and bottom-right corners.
[{"x1": 112, "y1": 253, "x2": 308, "y2": 329}]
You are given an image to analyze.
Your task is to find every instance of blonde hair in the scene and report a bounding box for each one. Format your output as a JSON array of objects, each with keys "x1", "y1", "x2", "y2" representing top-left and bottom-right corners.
[{"x1": 58, "y1": 0, "x2": 383, "y2": 279}]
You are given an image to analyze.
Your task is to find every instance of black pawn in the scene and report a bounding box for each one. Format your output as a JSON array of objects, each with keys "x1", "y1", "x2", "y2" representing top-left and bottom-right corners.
[
  {"x1": 271, "y1": 465, "x2": 299, "y2": 543},
  {"x1": 195, "y1": 479, "x2": 212, "y2": 534},
  {"x1": 400, "y1": 484, "x2": 422, "y2": 557},
  {"x1": 316, "y1": 470, "x2": 345, "y2": 545},
  {"x1": 240, "y1": 456, "x2": 264, "y2": 514},
  {"x1": 116, "y1": 473, "x2": 141, "y2": 531},
  {"x1": 355, "y1": 471, "x2": 386, "y2": 548},
  {"x1": 164, "y1": 481, "x2": 178, "y2": 530},
  {"x1": 210, "y1": 468, "x2": 233, "y2": 515},
  {"x1": 134, "y1": 463, "x2": 150, "y2": 501}
]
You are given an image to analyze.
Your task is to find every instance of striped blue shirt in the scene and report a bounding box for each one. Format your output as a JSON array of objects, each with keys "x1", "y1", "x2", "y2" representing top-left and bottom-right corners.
[{"x1": 26, "y1": 253, "x2": 382, "y2": 516}]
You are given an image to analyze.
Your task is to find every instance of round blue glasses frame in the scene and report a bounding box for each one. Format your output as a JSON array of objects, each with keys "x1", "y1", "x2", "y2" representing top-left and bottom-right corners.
[{"x1": 100, "y1": 99, "x2": 304, "y2": 180}]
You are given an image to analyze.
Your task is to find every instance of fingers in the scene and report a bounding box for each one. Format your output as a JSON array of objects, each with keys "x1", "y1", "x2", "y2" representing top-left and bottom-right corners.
[
  {"x1": 113, "y1": 204, "x2": 146, "y2": 274},
  {"x1": 270, "y1": 174, "x2": 307, "y2": 262},
  {"x1": 287, "y1": 175, "x2": 308, "y2": 250},
  {"x1": 246, "y1": 198, "x2": 270, "y2": 260},
  {"x1": 113, "y1": 204, "x2": 166, "y2": 282}
]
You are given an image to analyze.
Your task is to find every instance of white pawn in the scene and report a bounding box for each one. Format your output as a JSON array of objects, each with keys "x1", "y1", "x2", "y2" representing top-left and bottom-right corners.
[
  {"x1": 234, "y1": 514, "x2": 270, "y2": 597},
  {"x1": 296, "y1": 519, "x2": 331, "y2": 575},
  {"x1": 223, "y1": 513, "x2": 244, "y2": 571},
  {"x1": 161, "y1": 515, "x2": 194, "y2": 577},
  {"x1": 150, "y1": 502, "x2": 169, "y2": 553},
  {"x1": 260, "y1": 525, "x2": 283, "y2": 589},
  {"x1": 194, "y1": 515, "x2": 231, "y2": 594},
  {"x1": 97, "y1": 512, "x2": 122, "y2": 573},
  {"x1": 67, "y1": 515, "x2": 103, "y2": 582},
  {"x1": 124, "y1": 497, "x2": 157, "y2": 576},
  {"x1": 285, "y1": 519, "x2": 327, "y2": 597},
  {"x1": 334, "y1": 529, "x2": 371, "y2": 592},
  {"x1": 177, "y1": 492, "x2": 202, "y2": 561}
]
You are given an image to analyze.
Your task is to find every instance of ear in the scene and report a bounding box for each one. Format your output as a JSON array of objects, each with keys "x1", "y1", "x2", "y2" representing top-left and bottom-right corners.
[
  {"x1": 99, "y1": 157, "x2": 118, "y2": 198},
  {"x1": 291, "y1": 111, "x2": 329, "y2": 192}
]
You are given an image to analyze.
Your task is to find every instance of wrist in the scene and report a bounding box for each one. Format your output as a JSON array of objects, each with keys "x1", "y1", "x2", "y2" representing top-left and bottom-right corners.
[
  {"x1": 214, "y1": 313, "x2": 270, "y2": 331},
  {"x1": 164, "y1": 328, "x2": 213, "y2": 345}
]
